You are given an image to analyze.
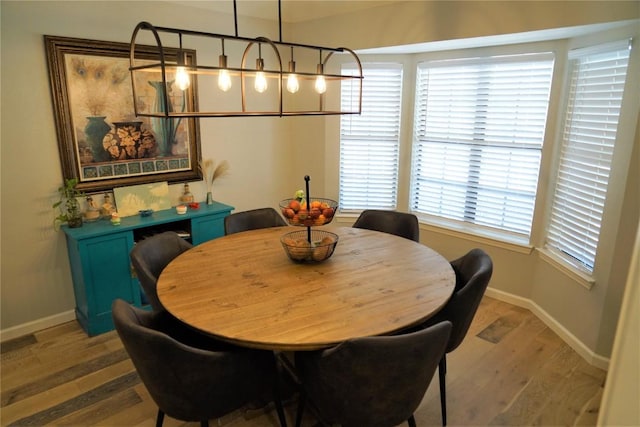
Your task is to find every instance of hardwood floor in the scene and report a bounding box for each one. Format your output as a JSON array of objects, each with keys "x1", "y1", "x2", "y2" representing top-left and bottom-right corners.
[{"x1": 1, "y1": 297, "x2": 606, "y2": 426}]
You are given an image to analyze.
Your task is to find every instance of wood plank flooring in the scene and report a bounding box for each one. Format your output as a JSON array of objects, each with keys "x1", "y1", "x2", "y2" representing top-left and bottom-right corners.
[{"x1": 0, "y1": 297, "x2": 606, "y2": 426}]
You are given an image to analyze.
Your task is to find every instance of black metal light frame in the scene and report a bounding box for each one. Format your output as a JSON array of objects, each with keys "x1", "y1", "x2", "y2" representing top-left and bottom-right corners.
[{"x1": 128, "y1": 2, "x2": 363, "y2": 118}]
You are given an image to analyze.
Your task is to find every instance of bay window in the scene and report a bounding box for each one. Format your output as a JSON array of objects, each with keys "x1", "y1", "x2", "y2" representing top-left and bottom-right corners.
[
  {"x1": 545, "y1": 40, "x2": 632, "y2": 273},
  {"x1": 339, "y1": 64, "x2": 403, "y2": 211},
  {"x1": 410, "y1": 53, "x2": 555, "y2": 238}
]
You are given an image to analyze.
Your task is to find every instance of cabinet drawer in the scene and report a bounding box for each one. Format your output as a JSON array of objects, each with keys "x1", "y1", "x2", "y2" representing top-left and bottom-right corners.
[{"x1": 191, "y1": 214, "x2": 225, "y2": 245}]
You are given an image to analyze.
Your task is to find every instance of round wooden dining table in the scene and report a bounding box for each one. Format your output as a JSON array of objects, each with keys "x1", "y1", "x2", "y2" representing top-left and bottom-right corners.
[{"x1": 157, "y1": 226, "x2": 455, "y2": 351}]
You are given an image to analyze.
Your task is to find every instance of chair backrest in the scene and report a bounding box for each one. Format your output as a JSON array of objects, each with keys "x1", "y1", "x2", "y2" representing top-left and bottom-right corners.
[
  {"x1": 352, "y1": 209, "x2": 420, "y2": 242},
  {"x1": 295, "y1": 321, "x2": 452, "y2": 427},
  {"x1": 130, "y1": 231, "x2": 193, "y2": 312},
  {"x1": 438, "y1": 248, "x2": 493, "y2": 353},
  {"x1": 224, "y1": 207, "x2": 287, "y2": 235},
  {"x1": 111, "y1": 299, "x2": 273, "y2": 423}
]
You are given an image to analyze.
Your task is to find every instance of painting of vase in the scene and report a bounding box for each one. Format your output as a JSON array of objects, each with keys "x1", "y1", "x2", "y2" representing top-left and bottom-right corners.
[
  {"x1": 102, "y1": 121, "x2": 157, "y2": 160},
  {"x1": 148, "y1": 81, "x2": 184, "y2": 158},
  {"x1": 84, "y1": 116, "x2": 111, "y2": 163}
]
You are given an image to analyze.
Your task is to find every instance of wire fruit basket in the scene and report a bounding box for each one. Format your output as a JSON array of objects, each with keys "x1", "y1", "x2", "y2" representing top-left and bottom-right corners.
[
  {"x1": 281, "y1": 230, "x2": 339, "y2": 263},
  {"x1": 279, "y1": 175, "x2": 339, "y2": 263},
  {"x1": 279, "y1": 197, "x2": 338, "y2": 227}
]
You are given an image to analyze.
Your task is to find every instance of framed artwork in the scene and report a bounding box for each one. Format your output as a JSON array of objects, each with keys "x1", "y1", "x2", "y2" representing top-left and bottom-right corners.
[{"x1": 44, "y1": 35, "x2": 202, "y2": 193}]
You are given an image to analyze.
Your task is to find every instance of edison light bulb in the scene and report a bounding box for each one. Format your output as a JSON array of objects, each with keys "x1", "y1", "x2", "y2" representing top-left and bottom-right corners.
[
  {"x1": 315, "y1": 75, "x2": 327, "y2": 94},
  {"x1": 255, "y1": 71, "x2": 268, "y2": 93},
  {"x1": 218, "y1": 69, "x2": 232, "y2": 92},
  {"x1": 287, "y1": 74, "x2": 299, "y2": 93},
  {"x1": 175, "y1": 66, "x2": 190, "y2": 91}
]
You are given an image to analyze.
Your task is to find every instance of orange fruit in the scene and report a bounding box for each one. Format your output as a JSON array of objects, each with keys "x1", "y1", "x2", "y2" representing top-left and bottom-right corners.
[
  {"x1": 289, "y1": 200, "x2": 301, "y2": 211},
  {"x1": 322, "y1": 207, "x2": 334, "y2": 218}
]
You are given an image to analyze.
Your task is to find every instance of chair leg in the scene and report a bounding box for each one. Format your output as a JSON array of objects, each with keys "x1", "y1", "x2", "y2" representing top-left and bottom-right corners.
[
  {"x1": 407, "y1": 414, "x2": 417, "y2": 427},
  {"x1": 155, "y1": 410, "x2": 165, "y2": 427},
  {"x1": 295, "y1": 392, "x2": 306, "y2": 427},
  {"x1": 438, "y1": 355, "x2": 447, "y2": 426}
]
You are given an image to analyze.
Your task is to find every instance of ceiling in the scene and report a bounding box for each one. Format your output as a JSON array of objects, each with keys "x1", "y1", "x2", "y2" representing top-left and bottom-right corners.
[{"x1": 164, "y1": 0, "x2": 396, "y2": 23}]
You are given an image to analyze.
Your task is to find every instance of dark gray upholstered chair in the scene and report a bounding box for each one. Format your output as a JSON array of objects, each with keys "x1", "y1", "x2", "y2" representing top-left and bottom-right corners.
[
  {"x1": 129, "y1": 231, "x2": 243, "y2": 351},
  {"x1": 352, "y1": 209, "x2": 420, "y2": 242},
  {"x1": 224, "y1": 207, "x2": 287, "y2": 235},
  {"x1": 420, "y1": 248, "x2": 493, "y2": 426},
  {"x1": 112, "y1": 299, "x2": 287, "y2": 427},
  {"x1": 130, "y1": 231, "x2": 192, "y2": 313},
  {"x1": 294, "y1": 321, "x2": 452, "y2": 427}
]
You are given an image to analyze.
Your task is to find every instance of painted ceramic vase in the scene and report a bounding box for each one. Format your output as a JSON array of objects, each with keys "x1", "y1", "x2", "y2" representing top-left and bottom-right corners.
[
  {"x1": 148, "y1": 80, "x2": 183, "y2": 157},
  {"x1": 84, "y1": 116, "x2": 111, "y2": 163},
  {"x1": 102, "y1": 121, "x2": 156, "y2": 160}
]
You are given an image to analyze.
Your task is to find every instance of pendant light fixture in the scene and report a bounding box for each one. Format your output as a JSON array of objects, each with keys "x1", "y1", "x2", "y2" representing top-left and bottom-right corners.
[
  {"x1": 254, "y1": 43, "x2": 268, "y2": 93},
  {"x1": 217, "y1": 39, "x2": 232, "y2": 92},
  {"x1": 128, "y1": 0, "x2": 362, "y2": 118},
  {"x1": 174, "y1": 62, "x2": 190, "y2": 91},
  {"x1": 314, "y1": 50, "x2": 327, "y2": 94},
  {"x1": 286, "y1": 47, "x2": 299, "y2": 94},
  {"x1": 174, "y1": 34, "x2": 190, "y2": 91}
]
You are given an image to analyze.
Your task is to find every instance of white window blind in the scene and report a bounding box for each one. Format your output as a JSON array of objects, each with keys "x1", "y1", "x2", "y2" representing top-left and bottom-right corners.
[
  {"x1": 339, "y1": 64, "x2": 402, "y2": 211},
  {"x1": 546, "y1": 40, "x2": 631, "y2": 273},
  {"x1": 411, "y1": 53, "x2": 554, "y2": 236}
]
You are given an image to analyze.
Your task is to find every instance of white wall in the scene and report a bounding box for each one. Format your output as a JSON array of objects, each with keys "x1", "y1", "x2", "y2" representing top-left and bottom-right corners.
[
  {"x1": 598, "y1": 221, "x2": 640, "y2": 425},
  {"x1": 1, "y1": 1, "x2": 638, "y2": 371}
]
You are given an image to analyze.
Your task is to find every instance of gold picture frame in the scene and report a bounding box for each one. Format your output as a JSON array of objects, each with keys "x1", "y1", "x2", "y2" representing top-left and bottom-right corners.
[{"x1": 44, "y1": 35, "x2": 202, "y2": 192}]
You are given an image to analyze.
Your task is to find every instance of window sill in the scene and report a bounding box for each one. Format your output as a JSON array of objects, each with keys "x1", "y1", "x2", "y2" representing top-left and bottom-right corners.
[
  {"x1": 336, "y1": 212, "x2": 534, "y2": 254},
  {"x1": 417, "y1": 217, "x2": 534, "y2": 254},
  {"x1": 536, "y1": 248, "x2": 595, "y2": 290}
]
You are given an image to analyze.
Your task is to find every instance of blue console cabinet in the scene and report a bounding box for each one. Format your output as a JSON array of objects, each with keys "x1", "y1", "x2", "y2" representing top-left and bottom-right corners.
[{"x1": 62, "y1": 201, "x2": 234, "y2": 336}]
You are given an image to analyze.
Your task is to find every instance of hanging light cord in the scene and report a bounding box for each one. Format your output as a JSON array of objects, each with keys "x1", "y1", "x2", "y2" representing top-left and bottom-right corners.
[
  {"x1": 278, "y1": 0, "x2": 282, "y2": 42},
  {"x1": 233, "y1": 0, "x2": 238, "y2": 37}
]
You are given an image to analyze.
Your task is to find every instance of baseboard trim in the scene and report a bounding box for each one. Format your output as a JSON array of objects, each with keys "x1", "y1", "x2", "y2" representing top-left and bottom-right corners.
[
  {"x1": 485, "y1": 287, "x2": 610, "y2": 371},
  {"x1": 0, "y1": 310, "x2": 76, "y2": 343},
  {"x1": 1, "y1": 290, "x2": 612, "y2": 371}
]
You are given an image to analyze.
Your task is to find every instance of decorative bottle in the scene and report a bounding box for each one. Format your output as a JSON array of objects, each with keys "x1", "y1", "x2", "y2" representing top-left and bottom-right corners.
[{"x1": 181, "y1": 183, "x2": 194, "y2": 204}]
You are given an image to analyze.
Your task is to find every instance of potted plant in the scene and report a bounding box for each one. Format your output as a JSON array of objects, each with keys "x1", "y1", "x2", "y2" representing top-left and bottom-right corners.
[{"x1": 53, "y1": 178, "x2": 84, "y2": 229}]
